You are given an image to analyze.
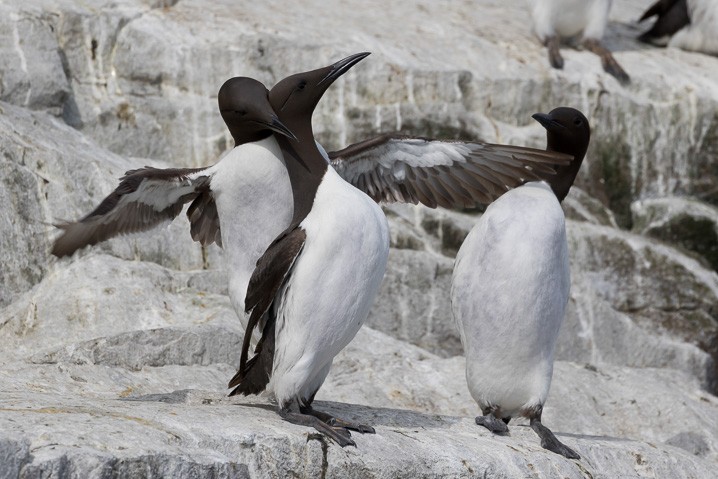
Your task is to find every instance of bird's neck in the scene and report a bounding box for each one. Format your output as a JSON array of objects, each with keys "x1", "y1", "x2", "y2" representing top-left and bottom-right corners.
[
  {"x1": 276, "y1": 121, "x2": 328, "y2": 228},
  {"x1": 231, "y1": 129, "x2": 272, "y2": 146},
  {"x1": 546, "y1": 136, "x2": 588, "y2": 203}
]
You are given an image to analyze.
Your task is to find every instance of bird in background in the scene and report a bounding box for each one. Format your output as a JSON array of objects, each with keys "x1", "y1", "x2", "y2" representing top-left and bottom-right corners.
[
  {"x1": 529, "y1": 0, "x2": 630, "y2": 84},
  {"x1": 227, "y1": 52, "x2": 388, "y2": 447},
  {"x1": 451, "y1": 107, "x2": 591, "y2": 459},
  {"x1": 638, "y1": 0, "x2": 718, "y2": 55}
]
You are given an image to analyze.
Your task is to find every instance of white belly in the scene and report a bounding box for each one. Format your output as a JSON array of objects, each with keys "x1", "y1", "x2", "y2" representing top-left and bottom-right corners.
[
  {"x1": 268, "y1": 168, "x2": 390, "y2": 407},
  {"x1": 530, "y1": 0, "x2": 611, "y2": 40},
  {"x1": 210, "y1": 136, "x2": 293, "y2": 328},
  {"x1": 451, "y1": 182, "x2": 570, "y2": 416}
]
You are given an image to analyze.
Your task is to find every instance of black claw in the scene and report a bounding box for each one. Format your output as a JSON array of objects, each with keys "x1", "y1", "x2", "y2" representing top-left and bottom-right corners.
[
  {"x1": 279, "y1": 408, "x2": 357, "y2": 447},
  {"x1": 530, "y1": 417, "x2": 580, "y2": 459},
  {"x1": 302, "y1": 406, "x2": 375, "y2": 435},
  {"x1": 549, "y1": 52, "x2": 564, "y2": 70},
  {"x1": 475, "y1": 414, "x2": 509, "y2": 433},
  {"x1": 608, "y1": 66, "x2": 631, "y2": 85},
  {"x1": 546, "y1": 36, "x2": 564, "y2": 69}
]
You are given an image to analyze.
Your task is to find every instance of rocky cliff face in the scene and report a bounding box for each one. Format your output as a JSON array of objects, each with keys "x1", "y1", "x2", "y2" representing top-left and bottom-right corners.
[{"x1": 1, "y1": 0, "x2": 718, "y2": 477}]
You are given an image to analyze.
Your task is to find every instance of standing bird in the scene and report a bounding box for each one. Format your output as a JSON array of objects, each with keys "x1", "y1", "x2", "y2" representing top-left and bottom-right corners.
[
  {"x1": 451, "y1": 107, "x2": 590, "y2": 459},
  {"x1": 52, "y1": 76, "x2": 571, "y2": 338},
  {"x1": 51, "y1": 77, "x2": 299, "y2": 330},
  {"x1": 638, "y1": 0, "x2": 718, "y2": 55},
  {"x1": 227, "y1": 53, "x2": 390, "y2": 447},
  {"x1": 529, "y1": 0, "x2": 630, "y2": 84}
]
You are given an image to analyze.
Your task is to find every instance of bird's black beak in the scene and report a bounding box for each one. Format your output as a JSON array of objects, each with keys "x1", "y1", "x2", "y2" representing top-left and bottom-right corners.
[
  {"x1": 319, "y1": 52, "x2": 371, "y2": 85},
  {"x1": 263, "y1": 115, "x2": 298, "y2": 141},
  {"x1": 532, "y1": 112, "x2": 564, "y2": 130}
]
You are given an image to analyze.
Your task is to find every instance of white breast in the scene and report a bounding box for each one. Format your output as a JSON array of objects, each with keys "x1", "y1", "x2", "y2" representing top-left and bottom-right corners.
[
  {"x1": 268, "y1": 168, "x2": 390, "y2": 407},
  {"x1": 451, "y1": 181, "x2": 570, "y2": 416},
  {"x1": 209, "y1": 136, "x2": 293, "y2": 324},
  {"x1": 530, "y1": 0, "x2": 611, "y2": 40}
]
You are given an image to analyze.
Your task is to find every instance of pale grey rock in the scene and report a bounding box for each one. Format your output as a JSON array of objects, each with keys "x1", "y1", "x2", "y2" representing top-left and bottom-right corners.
[
  {"x1": 563, "y1": 186, "x2": 619, "y2": 227},
  {"x1": 632, "y1": 197, "x2": 718, "y2": 271},
  {"x1": 0, "y1": 101, "x2": 216, "y2": 306},
  {"x1": 0, "y1": 325, "x2": 717, "y2": 477},
  {"x1": 0, "y1": 246, "x2": 716, "y2": 475},
  {"x1": 2, "y1": 0, "x2": 718, "y2": 214},
  {"x1": 0, "y1": 254, "x2": 235, "y2": 361},
  {"x1": 567, "y1": 221, "x2": 718, "y2": 391},
  {"x1": 327, "y1": 328, "x2": 718, "y2": 464},
  {"x1": 372, "y1": 205, "x2": 718, "y2": 390},
  {"x1": 1, "y1": 0, "x2": 718, "y2": 475},
  {"x1": 666, "y1": 432, "x2": 711, "y2": 458},
  {"x1": 30, "y1": 325, "x2": 242, "y2": 371},
  {"x1": 0, "y1": 4, "x2": 69, "y2": 115},
  {"x1": 366, "y1": 248, "x2": 458, "y2": 357}
]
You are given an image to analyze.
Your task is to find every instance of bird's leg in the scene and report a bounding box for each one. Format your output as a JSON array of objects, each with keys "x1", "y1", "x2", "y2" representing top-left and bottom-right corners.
[
  {"x1": 583, "y1": 38, "x2": 630, "y2": 85},
  {"x1": 277, "y1": 404, "x2": 355, "y2": 447},
  {"x1": 475, "y1": 406, "x2": 509, "y2": 433},
  {"x1": 545, "y1": 35, "x2": 564, "y2": 69},
  {"x1": 526, "y1": 406, "x2": 580, "y2": 459},
  {"x1": 299, "y1": 404, "x2": 375, "y2": 434}
]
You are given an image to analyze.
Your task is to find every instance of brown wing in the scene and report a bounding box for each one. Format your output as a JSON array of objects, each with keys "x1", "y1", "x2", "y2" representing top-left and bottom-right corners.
[
  {"x1": 228, "y1": 227, "x2": 307, "y2": 396},
  {"x1": 52, "y1": 166, "x2": 217, "y2": 257},
  {"x1": 187, "y1": 190, "x2": 223, "y2": 248},
  {"x1": 330, "y1": 134, "x2": 573, "y2": 209}
]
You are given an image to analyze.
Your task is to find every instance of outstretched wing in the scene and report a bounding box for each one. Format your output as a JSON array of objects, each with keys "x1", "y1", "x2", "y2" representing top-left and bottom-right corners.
[
  {"x1": 52, "y1": 166, "x2": 217, "y2": 257},
  {"x1": 329, "y1": 134, "x2": 572, "y2": 209},
  {"x1": 228, "y1": 227, "x2": 307, "y2": 396}
]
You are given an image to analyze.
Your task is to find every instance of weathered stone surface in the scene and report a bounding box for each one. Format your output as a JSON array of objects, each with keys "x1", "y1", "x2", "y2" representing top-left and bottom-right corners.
[
  {"x1": 1, "y1": 0, "x2": 718, "y2": 476},
  {"x1": 0, "y1": 254, "x2": 234, "y2": 359},
  {"x1": 567, "y1": 221, "x2": 718, "y2": 391},
  {"x1": 0, "y1": 101, "x2": 216, "y2": 307},
  {"x1": 1, "y1": 0, "x2": 718, "y2": 212},
  {"x1": 1, "y1": 323, "x2": 717, "y2": 477},
  {"x1": 0, "y1": 4, "x2": 69, "y2": 115},
  {"x1": 371, "y1": 205, "x2": 718, "y2": 391},
  {"x1": 632, "y1": 197, "x2": 718, "y2": 271}
]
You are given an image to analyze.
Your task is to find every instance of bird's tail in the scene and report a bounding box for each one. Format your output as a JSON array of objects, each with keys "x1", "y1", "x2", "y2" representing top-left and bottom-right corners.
[{"x1": 228, "y1": 319, "x2": 275, "y2": 397}]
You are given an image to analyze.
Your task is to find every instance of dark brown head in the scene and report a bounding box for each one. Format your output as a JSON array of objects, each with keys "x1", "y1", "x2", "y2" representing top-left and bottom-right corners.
[
  {"x1": 268, "y1": 52, "x2": 370, "y2": 142},
  {"x1": 532, "y1": 107, "x2": 591, "y2": 203},
  {"x1": 218, "y1": 77, "x2": 296, "y2": 146},
  {"x1": 267, "y1": 53, "x2": 370, "y2": 228}
]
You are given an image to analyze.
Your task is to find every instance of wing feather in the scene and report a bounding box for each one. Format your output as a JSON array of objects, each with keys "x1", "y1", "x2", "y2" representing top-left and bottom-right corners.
[
  {"x1": 52, "y1": 166, "x2": 215, "y2": 257},
  {"x1": 330, "y1": 134, "x2": 573, "y2": 208},
  {"x1": 228, "y1": 227, "x2": 307, "y2": 396}
]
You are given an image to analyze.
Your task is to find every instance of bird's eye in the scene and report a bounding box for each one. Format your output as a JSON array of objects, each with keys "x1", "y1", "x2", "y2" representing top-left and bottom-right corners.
[
  {"x1": 235, "y1": 110, "x2": 247, "y2": 116},
  {"x1": 297, "y1": 80, "x2": 307, "y2": 91},
  {"x1": 573, "y1": 117, "x2": 583, "y2": 126}
]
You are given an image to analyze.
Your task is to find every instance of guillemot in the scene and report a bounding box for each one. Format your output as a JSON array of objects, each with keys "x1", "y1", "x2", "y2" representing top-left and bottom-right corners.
[
  {"x1": 639, "y1": 0, "x2": 718, "y2": 55},
  {"x1": 52, "y1": 71, "x2": 570, "y2": 341},
  {"x1": 451, "y1": 107, "x2": 590, "y2": 459},
  {"x1": 51, "y1": 77, "x2": 295, "y2": 260},
  {"x1": 228, "y1": 52, "x2": 389, "y2": 447},
  {"x1": 529, "y1": 0, "x2": 630, "y2": 84}
]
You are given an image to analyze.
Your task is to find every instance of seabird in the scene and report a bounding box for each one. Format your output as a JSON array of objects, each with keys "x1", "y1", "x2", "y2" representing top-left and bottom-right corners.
[
  {"x1": 529, "y1": 0, "x2": 630, "y2": 84},
  {"x1": 227, "y1": 52, "x2": 389, "y2": 447},
  {"x1": 451, "y1": 107, "x2": 590, "y2": 459},
  {"x1": 51, "y1": 74, "x2": 571, "y2": 340},
  {"x1": 51, "y1": 76, "x2": 295, "y2": 260},
  {"x1": 639, "y1": 0, "x2": 718, "y2": 55},
  {"x1": 51, "y1": 78, "x2": 302, "y2": 337}
]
